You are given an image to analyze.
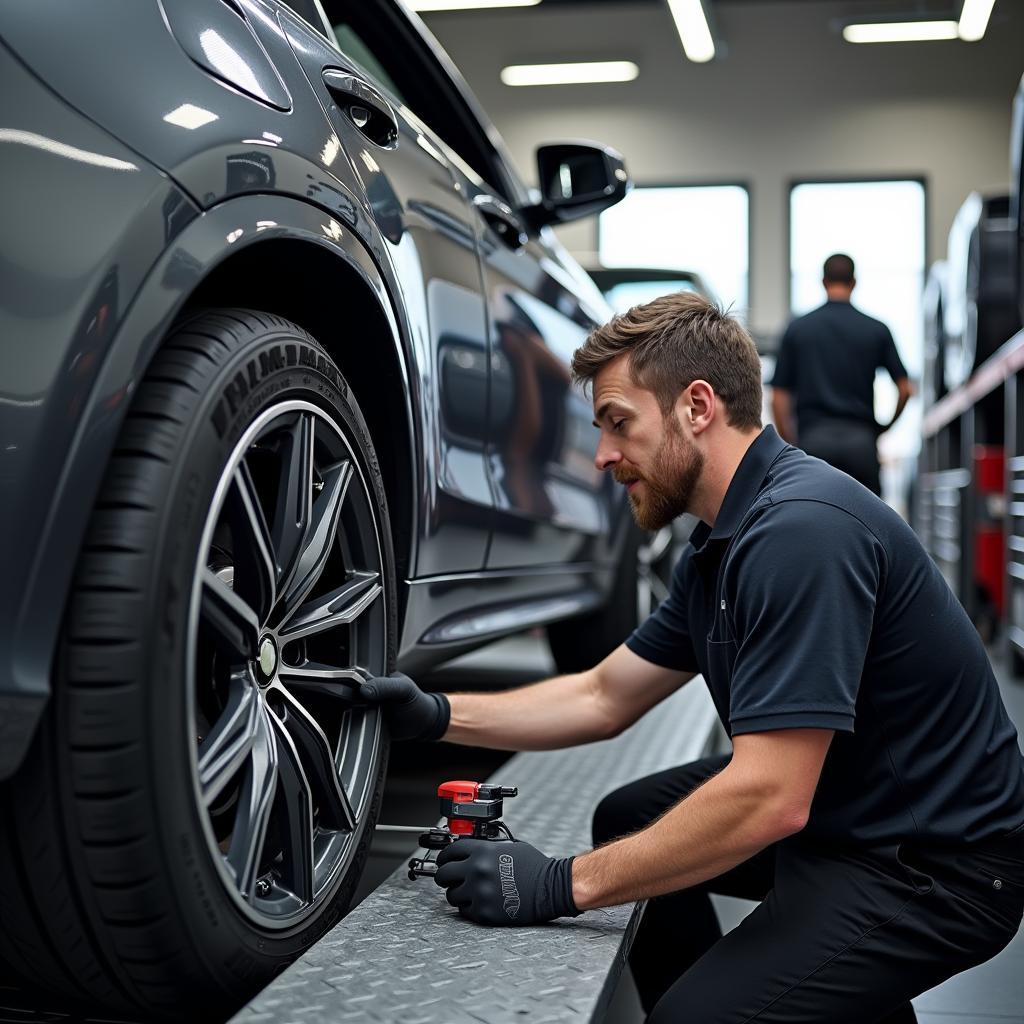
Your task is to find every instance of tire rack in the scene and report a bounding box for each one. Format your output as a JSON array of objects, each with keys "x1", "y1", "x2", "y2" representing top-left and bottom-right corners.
[{"x1": 919, "y1": 327, "x2": 1024, "y2": 672}]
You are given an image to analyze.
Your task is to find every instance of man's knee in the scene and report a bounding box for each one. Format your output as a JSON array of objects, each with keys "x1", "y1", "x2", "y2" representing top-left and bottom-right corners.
[{"x1": 592, "y1": 784, "x2": 640, "y2": 847}]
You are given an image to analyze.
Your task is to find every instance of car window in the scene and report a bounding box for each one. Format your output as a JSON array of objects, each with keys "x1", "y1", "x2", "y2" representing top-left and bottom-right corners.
[{"x1": 322, "y1": 2, "x2": 514, "y2": 203}]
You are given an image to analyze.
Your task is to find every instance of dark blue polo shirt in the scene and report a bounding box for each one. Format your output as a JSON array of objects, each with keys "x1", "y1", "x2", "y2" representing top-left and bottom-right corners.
[
  {"x1": 627, "y1": 426, "x2": 1024, "y2": 845},
  {"x1": 771, "y1": 300, "x2": 908, "y2": 433}
]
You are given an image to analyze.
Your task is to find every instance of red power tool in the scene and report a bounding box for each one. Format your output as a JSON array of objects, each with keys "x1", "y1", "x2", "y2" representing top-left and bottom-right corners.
[{"x1": 406, "y1": 780, "x2": 518, "y2": 879}]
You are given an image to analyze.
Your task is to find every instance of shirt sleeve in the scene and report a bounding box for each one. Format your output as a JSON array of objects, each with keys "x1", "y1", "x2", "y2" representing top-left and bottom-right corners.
[
  {"x1": 722, "y1": 501, "x2": 883, "y2": 735},
  {"x1": 769, "y1": 325, "x2": 797, "y2": 389},
  {"x1": 625, "y1": 548, "x2": 700, "y2": 672},
  {"x1": 879, "y1": 326, "x2": 908, "y2": 381}
]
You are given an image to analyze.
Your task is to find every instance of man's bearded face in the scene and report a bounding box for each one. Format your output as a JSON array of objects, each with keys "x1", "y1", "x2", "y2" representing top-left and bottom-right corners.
[{"x1": 612, "y1": 415, "x2": 704, "y2": 531}]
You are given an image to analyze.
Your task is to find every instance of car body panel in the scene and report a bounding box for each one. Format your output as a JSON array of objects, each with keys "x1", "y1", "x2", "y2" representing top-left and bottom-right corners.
[
  {"x1": 277, "y1": 7, "x2": 496, "y2": 575},
  {"x1": 0, "y1": 38, "x2": 200, "y2": 777},
  {"x1": 481, "y1": 231, "x2": 616, "y2": 568},
  {"x1": 0, "y1": 0, "x2": 630, "y2": 779}
]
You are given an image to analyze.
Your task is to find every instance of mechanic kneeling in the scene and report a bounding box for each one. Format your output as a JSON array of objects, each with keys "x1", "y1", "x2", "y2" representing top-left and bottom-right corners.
[{"x1": 365, "y1": 292, "x2": 1024, "y2": 1023}]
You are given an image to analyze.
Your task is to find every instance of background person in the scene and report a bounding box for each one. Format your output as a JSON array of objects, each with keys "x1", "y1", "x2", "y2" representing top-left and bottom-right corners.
[
  {"x1": 771, "y1": 253, "x2": 915, "y2": 495},
  {"x1": 367, "y1": 293, "x2": 1023, "y2": 1023}
]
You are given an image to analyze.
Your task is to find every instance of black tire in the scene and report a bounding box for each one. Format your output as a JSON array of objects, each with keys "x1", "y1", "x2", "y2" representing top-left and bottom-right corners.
[{"x1": 0, "y1": 310, "x2": 395, "y2": 1021}]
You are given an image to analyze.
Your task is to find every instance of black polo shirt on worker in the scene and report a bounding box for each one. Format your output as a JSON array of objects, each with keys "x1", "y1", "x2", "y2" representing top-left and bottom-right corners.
[
  {"x1": 771, "y1": 300, "x2": 908, "y2": 433},
  {"x1": 627, "y1": 425, "x2": 1024, "y2": 846}
]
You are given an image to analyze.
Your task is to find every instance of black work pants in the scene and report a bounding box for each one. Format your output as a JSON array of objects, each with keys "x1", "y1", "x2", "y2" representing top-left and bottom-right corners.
[
  {"x1": 592, "y1": 756, "x2": 1024, "y2": 1023},
  {"x1": 798, "y1": 419, "x2": 881, "y2": 495}
]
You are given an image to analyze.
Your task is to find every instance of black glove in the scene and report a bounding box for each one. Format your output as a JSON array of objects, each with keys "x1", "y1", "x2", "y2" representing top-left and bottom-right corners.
[
  {"x1": 361, "y1": 671, "x2": 450, "y2": 741},
  {"x1": 433, "y1": 838, "x2": 580, "y2": 927}
]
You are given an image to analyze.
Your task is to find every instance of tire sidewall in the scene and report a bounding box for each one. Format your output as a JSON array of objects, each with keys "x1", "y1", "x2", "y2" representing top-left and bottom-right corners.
[{"x1": 143, "y1": 327, "x2": 395, "y2": 994}]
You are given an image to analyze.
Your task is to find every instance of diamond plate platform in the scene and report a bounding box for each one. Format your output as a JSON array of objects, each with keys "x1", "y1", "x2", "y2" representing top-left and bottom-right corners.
[{"x1": 232, "y1": 681, "x2": 718, "y2": 1024}]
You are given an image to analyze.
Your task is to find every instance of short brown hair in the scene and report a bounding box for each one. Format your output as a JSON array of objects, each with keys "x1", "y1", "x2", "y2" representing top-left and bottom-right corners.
[{"x1": 572, "y1": 291, "x2": 763, "y2": 431}]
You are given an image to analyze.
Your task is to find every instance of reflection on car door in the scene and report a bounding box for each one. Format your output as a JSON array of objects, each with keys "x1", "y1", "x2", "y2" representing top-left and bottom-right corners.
[
  {"x1": 276, "y1": 8, "x2": 493, "y2": 577},
  {"x1": 472, "y1": 201, "x2": 610, "y2": 569}
]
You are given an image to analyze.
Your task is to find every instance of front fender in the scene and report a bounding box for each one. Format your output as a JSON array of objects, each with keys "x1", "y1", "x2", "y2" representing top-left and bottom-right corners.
[{"x1": 3, "y1": 195, "x2": 416, "y2": 779}]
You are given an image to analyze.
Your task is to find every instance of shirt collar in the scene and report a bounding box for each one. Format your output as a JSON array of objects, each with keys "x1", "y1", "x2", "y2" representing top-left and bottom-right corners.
[{"x1": 689, "y1": 425, "x2": 789, "y2": 552}]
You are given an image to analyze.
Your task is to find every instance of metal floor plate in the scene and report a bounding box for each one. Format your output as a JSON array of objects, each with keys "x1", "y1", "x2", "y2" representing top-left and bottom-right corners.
[{"x1": 232, "y1": 682, "x2": 718, "y2": 1024}]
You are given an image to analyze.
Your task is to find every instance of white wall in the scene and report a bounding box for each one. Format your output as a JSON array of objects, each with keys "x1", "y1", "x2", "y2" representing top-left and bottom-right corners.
[{"x1": 419, "y1": 0, "x2": 1023, "y2": 343}]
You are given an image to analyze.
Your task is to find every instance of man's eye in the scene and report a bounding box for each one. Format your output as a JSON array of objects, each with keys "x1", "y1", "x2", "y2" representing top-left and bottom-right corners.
[{"x1": 613, "y1": 419, "x2": 626, "y2": 433}]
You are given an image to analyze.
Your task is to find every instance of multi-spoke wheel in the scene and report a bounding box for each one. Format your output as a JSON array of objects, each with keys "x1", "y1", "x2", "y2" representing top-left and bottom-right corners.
[
  {"x1": 192, "y1": 402, "x2": 385, "y2": 924},
  {"x1": 636, "y1": 516, "x2": 697, "y2": 622},
  {"x1": 0, "y1": 311, "x2": 394, "y2": 1021},
  {"x1": 547, "y1": 517, "x2": 693, "y2": 674}
]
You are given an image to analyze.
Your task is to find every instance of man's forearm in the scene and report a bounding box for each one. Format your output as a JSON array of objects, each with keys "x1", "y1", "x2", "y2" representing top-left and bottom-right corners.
[
  {"x1": 444, "y1": 671, "x2": 617, "y2": 751},
  {"x1": 572, "y1": 764, "x2": 798, "y2": 908},
  {"x1": 881, "y1": 381, "x2": 914, "y2": 432},
  {"x1": 885, "y1": 393, "x2": 910, "y2": 429}
]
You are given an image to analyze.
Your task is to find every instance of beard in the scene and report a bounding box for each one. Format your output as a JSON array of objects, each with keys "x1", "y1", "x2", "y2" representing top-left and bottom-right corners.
[{"x1": 614, "y1": 420, "x2": 704, "y2": 531}]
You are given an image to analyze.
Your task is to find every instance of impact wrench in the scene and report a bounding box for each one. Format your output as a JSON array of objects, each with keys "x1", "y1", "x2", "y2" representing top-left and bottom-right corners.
[{"x1": 375, "y1": 780, "x2": 519, "y2": 878}]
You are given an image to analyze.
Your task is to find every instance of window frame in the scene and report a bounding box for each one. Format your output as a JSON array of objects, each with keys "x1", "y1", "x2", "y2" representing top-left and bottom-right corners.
[
  {"x1": 595, "y1": 179, "x2": 754, "y2": 319},
  {"x1": 274, "y1": 0, "x2": 335, "y2": 41},
  {"x1": 785, "y1": 174, "x2": 931, "y2": 317}
]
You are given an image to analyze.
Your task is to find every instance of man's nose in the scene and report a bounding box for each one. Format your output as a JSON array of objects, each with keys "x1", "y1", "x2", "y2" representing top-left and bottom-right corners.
[{"x1": 595, "y1": 435, "x2": 621, "y2": 472}]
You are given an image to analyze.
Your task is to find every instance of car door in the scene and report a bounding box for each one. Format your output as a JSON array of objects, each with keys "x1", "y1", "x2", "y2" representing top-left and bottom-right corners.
[
  {"x1": 318, "y1": 1, "x2": 613, "y2": 571},
  {"x1": 270, "y1": 0, "x2": 494, "y2": 577},
  {"x1": 473, "y1": 198, "x2": 613, "y2": 569}
]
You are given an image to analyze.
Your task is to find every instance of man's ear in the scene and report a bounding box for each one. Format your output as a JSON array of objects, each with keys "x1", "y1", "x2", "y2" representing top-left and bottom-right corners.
[{"x1": 683, "y1": 381, "x2": 715, "y2": 434}]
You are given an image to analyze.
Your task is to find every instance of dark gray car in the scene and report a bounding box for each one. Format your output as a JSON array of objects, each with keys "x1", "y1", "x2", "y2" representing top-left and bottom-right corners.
[{"x1": 0, "y1": 1, "x2": 636, "y2": 1017}]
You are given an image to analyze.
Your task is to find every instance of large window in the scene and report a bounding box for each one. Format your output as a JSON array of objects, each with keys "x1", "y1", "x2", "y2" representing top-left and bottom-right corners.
[
  {"x1": 789, "y1": 179, "x2": 926, "y2": 462},
  {"x1": 598, "y1": 185, "x2": 750, "y2": 319}
]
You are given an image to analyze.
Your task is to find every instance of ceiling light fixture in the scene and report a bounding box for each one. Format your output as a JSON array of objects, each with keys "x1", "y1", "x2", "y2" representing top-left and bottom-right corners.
[
  {"x1": 408, "y1": 0, "x2": 541, "y2": 11},
  {"x1": 667, "y1": 0, "x2": 716, "y2": 63},
  {"x1": 500, "y1": 60, "x2": 639, "y2": 86},
  {"x1": 842, "y1": 20, "x2": 960, "y2": 43},
  {"x1": 666, "y1": 0, "x2": 716, "y2": 63},
  {"x1": 958, "y1": 0, "x2": 995, "y2": 41}
]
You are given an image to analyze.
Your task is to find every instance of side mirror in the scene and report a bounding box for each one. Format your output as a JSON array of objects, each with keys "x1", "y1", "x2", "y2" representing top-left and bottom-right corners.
[{"x1": 523, "y1": 142, "x2": 630, "y2": 229}]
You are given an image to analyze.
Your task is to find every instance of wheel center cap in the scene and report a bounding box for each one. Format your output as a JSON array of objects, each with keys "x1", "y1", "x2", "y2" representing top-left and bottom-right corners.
[{"x1": 257, "y1": 636, "x2": 278, "y2": 683}]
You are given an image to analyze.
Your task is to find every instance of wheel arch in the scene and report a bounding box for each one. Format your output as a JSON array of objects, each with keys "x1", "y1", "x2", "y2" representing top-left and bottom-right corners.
[
  {"x1": 181, "y1": 235, "x2": 418, "y2": 594},
  {"x1": 8, "y1": 197, "x2": 420, "y2": 777}
]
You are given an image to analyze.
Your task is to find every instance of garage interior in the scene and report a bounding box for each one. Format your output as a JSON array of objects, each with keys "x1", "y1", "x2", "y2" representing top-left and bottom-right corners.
[
  {"x1": 356, "y1": 3, "x2": 1024, "y2": 1021},
  {"x1": 2, "y1": 0, "x2": 1024, "y2": 1021}
]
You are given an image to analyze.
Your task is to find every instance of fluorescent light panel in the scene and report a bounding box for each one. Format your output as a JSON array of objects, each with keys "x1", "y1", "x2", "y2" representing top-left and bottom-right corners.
[
  {"x1": 409, "y1": 0, "x2": 540, "y2": 10},
  {"x1": 959, "y1": 0, "x2": 995, "y2": 41},
  {"x1": 500, "y1": 61, "x2": 639, "y2": 86},
  {"x1": 842, "y1": 20, "x2": 960, "y2": 43},
  {"x1": 666, "y1": 0, "x2": 716, "y2": 63}
]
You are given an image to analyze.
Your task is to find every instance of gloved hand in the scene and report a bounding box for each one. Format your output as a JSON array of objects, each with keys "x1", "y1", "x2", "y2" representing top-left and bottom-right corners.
[
  {"x1": 434, "y1": 838, "x2": 580, "y2": 926},
  {"x1": 361, "y1": 671, "x2": 450, "y2": 741}
]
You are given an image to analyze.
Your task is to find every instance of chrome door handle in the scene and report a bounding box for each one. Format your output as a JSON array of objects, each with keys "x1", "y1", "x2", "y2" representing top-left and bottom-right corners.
[
  {"x1": 474, "y1": 194, "x2": 528, "y2": 251},
  {"x1": 322, "y1": 69, "x2": 399, "y2": 149}
]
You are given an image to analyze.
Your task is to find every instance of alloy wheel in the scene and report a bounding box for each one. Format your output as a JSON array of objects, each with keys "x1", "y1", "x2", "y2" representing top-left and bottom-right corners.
[
  {"x1": 187, "y1": 400, "x2": 387, "y2": 927},
  {"x1": 636, "y1": 526, "x2": 675, "y2": 621}
]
